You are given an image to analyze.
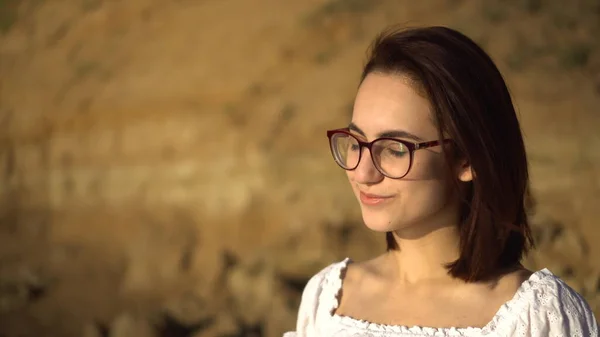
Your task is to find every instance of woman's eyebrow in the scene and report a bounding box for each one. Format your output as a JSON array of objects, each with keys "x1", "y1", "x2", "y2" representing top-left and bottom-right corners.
[{"x1": 348, "y1": 122, "x2": 424, "y2": 142}]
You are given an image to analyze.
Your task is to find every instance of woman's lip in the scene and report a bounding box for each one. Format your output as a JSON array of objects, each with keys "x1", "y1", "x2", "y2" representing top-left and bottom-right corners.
[{"x1": 359, "y1": 191, "x2": 394, "y2": 205}]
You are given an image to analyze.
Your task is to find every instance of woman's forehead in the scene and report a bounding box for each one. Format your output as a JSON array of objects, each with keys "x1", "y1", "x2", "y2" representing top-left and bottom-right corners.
[{"x1": 352, "y1": 73, "x2": 436, "y2": 139}]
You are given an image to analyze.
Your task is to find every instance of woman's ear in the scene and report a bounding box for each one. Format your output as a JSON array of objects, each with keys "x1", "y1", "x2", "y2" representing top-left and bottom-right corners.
[{"x1": 457, "y1": 160, "x2": 474, "y2": 182}]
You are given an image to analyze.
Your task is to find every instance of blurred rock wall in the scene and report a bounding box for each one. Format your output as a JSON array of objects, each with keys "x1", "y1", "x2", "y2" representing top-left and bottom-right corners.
[{"x1": 0, "y1": 0, "x2": 599, "y2": 336}]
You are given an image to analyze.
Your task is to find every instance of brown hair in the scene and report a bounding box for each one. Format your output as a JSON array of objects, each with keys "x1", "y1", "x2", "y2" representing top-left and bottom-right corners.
[{"x1": 362, "y1": 26, "x2": 534, "y2": 282}]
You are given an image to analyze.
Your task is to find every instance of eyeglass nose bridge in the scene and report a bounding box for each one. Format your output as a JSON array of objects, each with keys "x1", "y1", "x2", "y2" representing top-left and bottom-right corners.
[{"x1": 352, "y1": 138, "x2": 385, "y2": 171}]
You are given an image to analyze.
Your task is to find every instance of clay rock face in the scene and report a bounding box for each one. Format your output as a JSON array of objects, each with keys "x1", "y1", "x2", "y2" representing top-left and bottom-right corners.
[
  {"x1": 0, "y1": 263, "x2": 49, "y2": 314},
  {"x1": 1, "y1": 0, "x2": 599, "y2": 336}
]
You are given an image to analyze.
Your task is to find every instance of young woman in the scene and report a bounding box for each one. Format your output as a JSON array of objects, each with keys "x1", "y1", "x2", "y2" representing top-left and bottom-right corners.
[{"x1": 284, "y1": 26, "x2": 598, "y2": 337}]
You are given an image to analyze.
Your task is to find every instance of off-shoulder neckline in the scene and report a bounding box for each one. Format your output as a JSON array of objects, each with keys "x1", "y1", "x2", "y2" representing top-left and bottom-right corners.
[{"x1": 326, "y1": 257, "x2": 555, "y2": 336}]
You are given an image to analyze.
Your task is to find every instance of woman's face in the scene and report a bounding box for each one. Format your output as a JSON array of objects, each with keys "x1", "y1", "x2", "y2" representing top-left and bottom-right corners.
[{"x1": 347, "y1": 72, "x2": 467, "y2": 236}]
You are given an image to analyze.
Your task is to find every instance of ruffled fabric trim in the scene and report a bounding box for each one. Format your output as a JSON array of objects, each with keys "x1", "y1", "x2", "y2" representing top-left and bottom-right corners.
[{"x1": 321, "y1": 257, "x2": 553, "y2": 336}]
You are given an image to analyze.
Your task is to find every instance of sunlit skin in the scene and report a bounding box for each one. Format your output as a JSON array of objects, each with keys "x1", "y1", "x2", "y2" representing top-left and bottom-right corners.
[
  {"x1": 335, "y1": 72, "x2": 532, "y2": 328},
  {"x1": 347, "y1": 72, "x2": 474, "y2": 281}
]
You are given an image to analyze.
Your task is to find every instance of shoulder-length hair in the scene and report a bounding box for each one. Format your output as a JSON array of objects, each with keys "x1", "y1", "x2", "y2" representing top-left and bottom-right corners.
[{"x1": 361, "y1": 26, "x2": 534, "y2": 282}]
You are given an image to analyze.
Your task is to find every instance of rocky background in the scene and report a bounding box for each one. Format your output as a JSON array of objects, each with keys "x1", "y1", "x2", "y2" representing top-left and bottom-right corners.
[{"x1": 0, "y1": 0, "x2": 599, "y2": 336}]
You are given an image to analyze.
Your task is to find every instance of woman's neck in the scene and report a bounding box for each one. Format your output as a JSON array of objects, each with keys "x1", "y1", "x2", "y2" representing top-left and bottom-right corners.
[{"x1": 387, "y1": 224, "x2": 461, "y2": 285}]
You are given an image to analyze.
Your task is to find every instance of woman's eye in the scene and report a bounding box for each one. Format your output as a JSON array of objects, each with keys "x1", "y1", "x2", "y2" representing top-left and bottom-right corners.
[
  {"x1": 385, "y1": 143, "x2": 407, "y2": 157},
  {"x1": 387, "y1": 148, "x2": 407, "y2": 157}
]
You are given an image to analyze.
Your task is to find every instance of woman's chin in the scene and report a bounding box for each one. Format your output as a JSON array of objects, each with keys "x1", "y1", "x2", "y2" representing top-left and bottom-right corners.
[
  {"x1": 361, "y1": 214, "x2": 397, "y2": 232},
  {"x1": 364, "y1": 225, "x2": 392, "y2": 233}
]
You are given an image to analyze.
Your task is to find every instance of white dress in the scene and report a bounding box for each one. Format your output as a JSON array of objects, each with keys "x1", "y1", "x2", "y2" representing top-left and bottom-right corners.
[{"x1": 283, "y1": 258, "x2": 599, "y2": 337}]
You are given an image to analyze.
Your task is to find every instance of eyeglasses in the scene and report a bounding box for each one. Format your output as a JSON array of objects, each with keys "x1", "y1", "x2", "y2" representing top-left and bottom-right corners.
[{"x1": 326, "y1": 128, "x2": 452, "y2": 179}]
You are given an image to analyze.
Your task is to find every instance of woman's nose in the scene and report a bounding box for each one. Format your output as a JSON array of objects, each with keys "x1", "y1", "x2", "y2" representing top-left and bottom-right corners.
[{"x1": 350, "y1": 148, "x2": 384, "y2": 184}]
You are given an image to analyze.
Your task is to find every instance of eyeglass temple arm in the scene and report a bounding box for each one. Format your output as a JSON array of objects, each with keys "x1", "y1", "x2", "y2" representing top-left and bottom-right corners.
[{"x1": 414, "y1": 139, "x2": 451, "y2": 150}]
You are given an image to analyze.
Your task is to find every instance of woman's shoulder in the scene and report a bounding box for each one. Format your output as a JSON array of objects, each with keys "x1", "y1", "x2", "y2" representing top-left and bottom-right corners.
[
  {"x1": 288, "y1": 257, "x2": 352, "y2": 336},
  {"x1": 499, "y1": 267, "x2": 598, "y2": 336},
  {"x1": 300, "y1": 257, "x2": 351, "y2": 299},
  {"x1": 300, "y1": 254, "x2": 386, "y2": 296},
  {"x1": 521, "y1": 268, "x2": 592, "y2": 310}
]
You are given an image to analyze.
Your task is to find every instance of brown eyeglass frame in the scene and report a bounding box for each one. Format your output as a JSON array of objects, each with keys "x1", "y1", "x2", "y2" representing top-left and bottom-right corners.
[{"x1": 326, "y1": 128, "x2": 452, "y2": 179}]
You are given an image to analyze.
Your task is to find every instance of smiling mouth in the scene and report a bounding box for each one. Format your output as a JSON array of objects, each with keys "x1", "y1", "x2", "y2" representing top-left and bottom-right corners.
[{"x1": 359, "y1": 191, "x2": 394, "y2": 206}]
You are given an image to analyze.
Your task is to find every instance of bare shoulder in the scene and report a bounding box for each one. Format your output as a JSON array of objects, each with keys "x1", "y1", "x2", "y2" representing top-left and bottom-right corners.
[
  {"x1": 339, "y1": 254, "x2": 390, "y2": 302},
  {"x1": 498, "y1": 266, "x2": 533, "y2": 288},
  {"x1": 345, "y1": 254, "x2": 389, "y2": 282},
  {"x1": 459, "y1": 266, "x2": 533, "y2": 310}
]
